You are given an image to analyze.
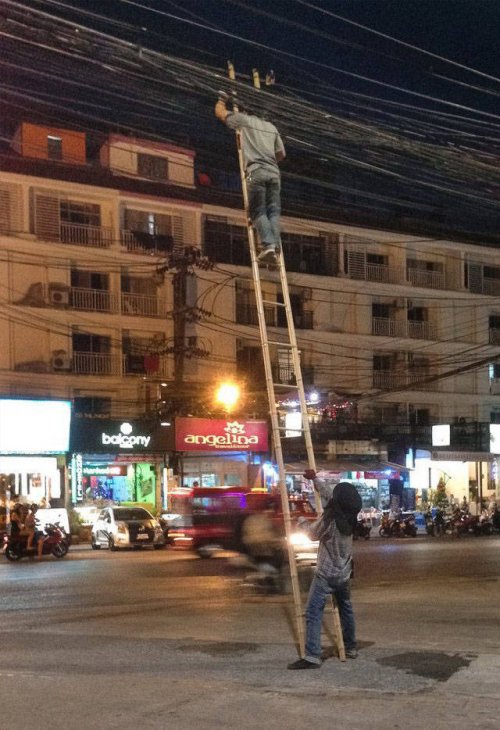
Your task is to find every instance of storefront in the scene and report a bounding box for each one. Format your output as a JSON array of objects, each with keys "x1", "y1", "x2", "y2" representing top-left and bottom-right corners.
[
  {"x1": 174, "y1": 417, "x2": 268, "y2": 490},
  {"x1": 69, "y1": 418, "x2": 172, "y2": 514},
  {"x1": 283, "y1": 458, "x2": 411, "y2": 510},
  {"x1": 0, "y1": 398, "x2": 71, "y2": 508}
]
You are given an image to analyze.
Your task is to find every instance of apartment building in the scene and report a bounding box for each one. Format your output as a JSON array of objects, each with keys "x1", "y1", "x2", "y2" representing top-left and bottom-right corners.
[{"x1": 1, "y1": 121, "x2": 500, "y2": 506}]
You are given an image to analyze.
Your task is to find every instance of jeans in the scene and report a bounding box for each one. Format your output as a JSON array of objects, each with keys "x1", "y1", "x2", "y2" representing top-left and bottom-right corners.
[
  {"x1": 247, "y1": 167, "x2": 281, "y2": 247},
  {"x1": 304, "y1": 574, "x2": 356, "y2": 664}
]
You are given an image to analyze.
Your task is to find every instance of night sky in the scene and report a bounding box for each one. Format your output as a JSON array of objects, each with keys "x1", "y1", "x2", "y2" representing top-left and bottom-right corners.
[{"x1": 1, "y1": 0, "x2": 500, "y2": 239}]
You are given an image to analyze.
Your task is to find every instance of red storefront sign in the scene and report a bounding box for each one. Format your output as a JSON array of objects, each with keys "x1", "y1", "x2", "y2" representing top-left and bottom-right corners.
[{"x1": 175, "y1": 417, "x2": 268, "y2": 452}]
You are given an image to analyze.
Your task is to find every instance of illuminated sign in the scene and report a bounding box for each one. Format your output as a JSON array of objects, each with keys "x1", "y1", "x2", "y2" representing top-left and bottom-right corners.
[
  {"x1": 432, "y1": 424, "x2": 450, "y2": 447},
  {"x1": 82, "y1": 465, "x2": 127, "y2": 476},
  {"x1": 175, "y1": 418, "x2": 268, "y2": 452},
  {"x1": 0, "y1": 399, "x2": 71, "y2": 454},
  {"x1": 101, "y1": 422, "x2": 151, "y2": 449}
]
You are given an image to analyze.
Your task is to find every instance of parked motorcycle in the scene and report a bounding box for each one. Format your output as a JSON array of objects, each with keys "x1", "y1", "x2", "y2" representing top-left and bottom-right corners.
[
  {"x1": 379, "y1": 512, "x2": 417, "y2": 538},
  {"x1": 354, "y1": 517, "x2": 371, "y2": 540},
  {"x1": 3, "y1": 522, "x2": 69, "y2": 561},
  {"x1": 424, "y1": 509, "x2": 435, "y2": 536},
  {"x1": 473, "y1": 511, "x2": 494, "y2": 536}
]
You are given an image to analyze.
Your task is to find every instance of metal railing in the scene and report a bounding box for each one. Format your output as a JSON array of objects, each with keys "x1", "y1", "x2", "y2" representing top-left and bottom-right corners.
[
  {"x1": 406, "y1": 267, "x2": 445, "y2": 290},
  {"x1": 373, "y1": 371, "x2": 438, "y2": 391},
  {"x1": 122, "y1": 354, "x2": 170, "y2": 377},
  {"x1": 60, "y1": 222, "x2": 113, "y2": 248},
  {"x1": 72, "y1": 351, "x2": 121, "y2": 375},
  {"x1": 70, "y1": 287, "x2": 117, "y2": 313},
  {"x1": 236, "y1": 302, "x2": 276, "y2": 327},
  {"x1": 121, "y1": 229, "x2": 174, "y2": 255},
  {"x1": 372, "y1": 317, "x2": 436, "y2": 340},
  {"x1": 121, "y1": 292, "x2": 166, "y2": 317}
]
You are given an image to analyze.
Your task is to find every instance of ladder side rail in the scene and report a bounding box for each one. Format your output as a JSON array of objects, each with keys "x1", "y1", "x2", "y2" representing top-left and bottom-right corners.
[{"x1": 227, "y1": 62, "x2": 305, "y2": 656}]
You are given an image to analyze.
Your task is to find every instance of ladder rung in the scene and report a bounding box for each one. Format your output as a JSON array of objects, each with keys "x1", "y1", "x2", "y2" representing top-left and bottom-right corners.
[
  {"x1": 273, "y1": 382, "x2": 299, "y2": 389},
  {"x1": 262, "y1": 299, "x2": 286, "y2": 307},
  {"x1": 267, "y1": 340, "x2": 294, "y2": 347}
]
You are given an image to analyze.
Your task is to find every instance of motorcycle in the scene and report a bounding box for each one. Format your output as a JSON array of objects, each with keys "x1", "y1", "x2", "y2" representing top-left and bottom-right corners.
[
  {"x1": 473, "y1": 511, "x2": 494, "y2": 536},
  {"x1": 354, "y1": 517, "x2": 371, "y2": 540},
  {"x1": 379, "y1": 512, "x2": 417, "y2": 538},
  {"x1": 424, "y1": 509, "x2": 435, "y2": 536},
  {"x1": 3, "y1": 522, "x2": 69, "y2": 561}
]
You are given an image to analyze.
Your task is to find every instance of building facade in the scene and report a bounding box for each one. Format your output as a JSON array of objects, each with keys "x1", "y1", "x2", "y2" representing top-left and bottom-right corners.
[{"x1": 1, "y1": 121, "x2": 500, "y2": 508}]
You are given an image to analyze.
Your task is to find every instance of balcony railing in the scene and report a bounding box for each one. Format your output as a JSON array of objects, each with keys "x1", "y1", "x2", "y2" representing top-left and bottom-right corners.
[
  {"x1": 373, "y1": 371, "x2": 438, "y2": 391},
  {"x1": 70, "y1": 287, "x2": 117, "y2": 313},
  {"x1": 272, "y1": 364, "x2": 314, "y2": 385},
  {"x1": 121, "y1": 292, "x2": 166, "y2": 317},
  {"x1": 406, "y1": 267, "x2": 445, "y2": 290},
  {"x1": 121, "y1": 229, "x2": 174, "y2": 255},
  {"x1": 60, "y1": 222, "x2": 113, "y2": 249},
  {"x1": 72, "y1": 351, "x2": 121, "y2": 375},
  {"x1": 372, "y1": 317, "x2": 436, "y2": 340},
  {"x1": 372, "y1": 317, "x2": 407, "y2": 337},
  {"x1": 122, "y1": 354, "x2": 170, "y2": 377},
  {"x1": 407, "y1": 320, "x2": 436, "y2": 340}
]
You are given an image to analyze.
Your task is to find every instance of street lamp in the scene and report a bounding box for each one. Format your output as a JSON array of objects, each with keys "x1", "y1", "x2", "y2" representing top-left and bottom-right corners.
[{"x1": 215, "y1": 382, "x2": 241, "y2": 413}]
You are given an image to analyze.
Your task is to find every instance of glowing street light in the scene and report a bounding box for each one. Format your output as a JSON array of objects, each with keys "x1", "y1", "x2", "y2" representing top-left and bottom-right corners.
[{"x1": 215, "y1": 382, "x2": 241, "y2": 412}]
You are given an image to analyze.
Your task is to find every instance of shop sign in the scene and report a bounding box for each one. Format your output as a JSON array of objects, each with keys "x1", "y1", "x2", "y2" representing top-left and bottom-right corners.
[
  {"x1": 175, "y1": 418, "x2": 268, "y2": 452},
  {"x1": 70, "y1": 418, "x2": 172, "y2": 453},
  {"x1": 82, "y1": 465, "x2": 127, "y2": 476}
]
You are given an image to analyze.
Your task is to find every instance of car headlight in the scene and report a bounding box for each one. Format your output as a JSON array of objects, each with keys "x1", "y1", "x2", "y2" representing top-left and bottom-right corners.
[{"x1": 289, "y1": 531, "x2": 314, "y2": 547}]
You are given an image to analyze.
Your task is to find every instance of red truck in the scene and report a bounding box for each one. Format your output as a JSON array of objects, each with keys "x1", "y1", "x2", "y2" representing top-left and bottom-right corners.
[{"x1": 168, "y1": 486, "x2": 316, "y2": 558}]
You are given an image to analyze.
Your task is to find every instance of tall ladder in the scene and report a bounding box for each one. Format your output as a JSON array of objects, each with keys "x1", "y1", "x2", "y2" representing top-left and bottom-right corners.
[{"x1": 226, "y1": 62, "x2": 345, "y2": 660}]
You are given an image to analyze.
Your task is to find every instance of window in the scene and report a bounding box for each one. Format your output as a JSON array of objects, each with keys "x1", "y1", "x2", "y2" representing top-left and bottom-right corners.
[
  {"x1": 71, "y1": 269, "x2": 109, "y2": 290},
  {"x1": 60, "y1": 200, "x2": 100, "y2": 227},
  {"x1": 73, "y1": 396, "x2": 111, "y2": 416},
  {"x1": 204, "y1": 218, "x2": 250, "y2": 266},
  {"x1": 137, "y1": 153, "x2": 168, "y2": 180},
  {"x1": 47, "y1": 136, "x2": 62, "y2": 161}
]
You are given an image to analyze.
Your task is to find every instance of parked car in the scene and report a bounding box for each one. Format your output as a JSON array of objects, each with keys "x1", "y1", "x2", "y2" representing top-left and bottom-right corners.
[{"x1": 91, "y1": 506, "x2": 165, "y2": 550}]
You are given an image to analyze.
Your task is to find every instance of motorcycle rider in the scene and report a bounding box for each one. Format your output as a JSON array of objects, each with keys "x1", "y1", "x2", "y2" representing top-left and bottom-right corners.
[{"x1": 25, "y1": 504, "x2": 45, "y2": 559}]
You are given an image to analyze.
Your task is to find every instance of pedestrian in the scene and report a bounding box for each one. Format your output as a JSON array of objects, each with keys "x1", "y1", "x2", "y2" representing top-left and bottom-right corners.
[
  {"x1": 215, "y1": 94, "x2": 286, "y2": 263},
  {"x1": 288, "y1": 471, "x2": 362, "y2": 670}
]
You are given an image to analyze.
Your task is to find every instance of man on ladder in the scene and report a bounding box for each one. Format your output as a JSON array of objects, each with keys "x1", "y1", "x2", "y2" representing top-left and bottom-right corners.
[{"x1": 215, "y1": 94, "x2": 286, "y2": 263}]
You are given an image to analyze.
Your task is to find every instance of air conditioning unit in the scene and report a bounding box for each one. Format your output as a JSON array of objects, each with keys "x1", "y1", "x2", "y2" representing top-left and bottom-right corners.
[
  {"x1": 49, "y1": 288, "x2": 70, "y2": 306},
  {"x1": 51, "y1": 351, "x2": 72, "y2": 371}
]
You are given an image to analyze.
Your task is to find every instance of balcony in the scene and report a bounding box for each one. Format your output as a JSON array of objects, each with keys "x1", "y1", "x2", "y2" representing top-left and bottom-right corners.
[
  {"x1": 373, "y1": 371, "x2": 438, "y2": 391},
  {"x1": 73, "y1": 351, "x2": 121, "y2": 375},
  {"x1": 121, "y1": 229, "x2": 173, "y2": 255},
  {"x1": 70, "y1": 287, "x2": 118, "y2": 313},
  {"x1": 123, "y1": 354, "x2": 170, "y2": 377},
  {"x1": 372, "y1": 317, "x2": 436, "y2": 340},
  {"x1": 121, "y1": 292, "x2": 166, "y2": 317},
  {"x1": 407, "y1": 320, "x2": 436, "y2": 340},
  {"x1": 60, "y1": 222, "x2": 113, "y2": 249},
  {"x1": 406, "y1": 266, "x2": 445, "y2": 290}
]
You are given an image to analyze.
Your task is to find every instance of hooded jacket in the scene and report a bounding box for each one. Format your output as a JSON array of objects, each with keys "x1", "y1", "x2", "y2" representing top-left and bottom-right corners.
[{"x1": 303, "y1": 480, "x2": 362, "y2": 584}]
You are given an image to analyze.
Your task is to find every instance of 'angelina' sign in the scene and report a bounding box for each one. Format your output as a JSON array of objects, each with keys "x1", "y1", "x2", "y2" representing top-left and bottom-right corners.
[{"x1": 175, "y1": 417, "x2": 268, "y2": 452}]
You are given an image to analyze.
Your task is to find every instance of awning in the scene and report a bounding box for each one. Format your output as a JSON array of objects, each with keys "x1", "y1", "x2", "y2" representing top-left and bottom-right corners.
[{"x1": 284, "y1": 459, "x2": 409, "y2": 474}]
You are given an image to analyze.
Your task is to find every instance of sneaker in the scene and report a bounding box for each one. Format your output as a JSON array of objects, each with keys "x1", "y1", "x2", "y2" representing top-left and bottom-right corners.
[
  {"x1": 257, "y1": 245, "x2": 277, "y2": 263},
  {"x1": 345, "y1": 648, "x2": 358, "y2": 659},
  {"x1": 287, "y1": 658, "x2": 321, "y2": 670}
]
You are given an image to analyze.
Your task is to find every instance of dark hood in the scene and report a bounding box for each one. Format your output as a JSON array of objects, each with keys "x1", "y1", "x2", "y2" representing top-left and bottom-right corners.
[{"x1": 324, "y1": 482, "x2": 362, "y2": 536}]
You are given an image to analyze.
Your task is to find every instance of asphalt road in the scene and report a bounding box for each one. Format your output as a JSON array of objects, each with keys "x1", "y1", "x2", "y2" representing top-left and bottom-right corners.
[{"x1": 1, "y1": 536, "x2": 499, "y2": 729}]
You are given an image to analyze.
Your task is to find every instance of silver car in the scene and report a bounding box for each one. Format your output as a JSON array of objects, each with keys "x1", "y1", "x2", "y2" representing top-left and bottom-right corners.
[{"x1": 91, "y1": 506, "x2": 165, "y2": 551}]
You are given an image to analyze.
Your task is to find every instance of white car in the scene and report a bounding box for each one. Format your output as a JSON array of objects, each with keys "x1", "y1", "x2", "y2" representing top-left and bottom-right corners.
[{"x1": 91, "y1": 506, "x2": 165, "y2": 551}]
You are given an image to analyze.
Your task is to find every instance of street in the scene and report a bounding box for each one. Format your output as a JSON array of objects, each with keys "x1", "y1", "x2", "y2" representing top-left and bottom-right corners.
[{"x1": 1, "y1": 536, "x2": 499, "y2": 729}]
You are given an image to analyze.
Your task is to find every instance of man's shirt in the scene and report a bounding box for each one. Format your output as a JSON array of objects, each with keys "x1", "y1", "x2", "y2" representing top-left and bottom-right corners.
[{"x1": 225, "y1": 112, "x2": 285, "y2": 175}]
